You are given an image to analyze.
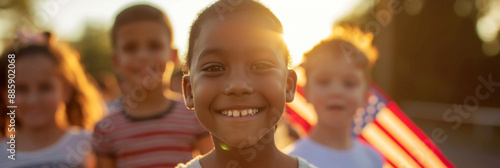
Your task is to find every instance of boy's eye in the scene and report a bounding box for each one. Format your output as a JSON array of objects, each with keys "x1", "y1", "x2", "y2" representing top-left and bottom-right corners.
[
  {"x1": 317, "y1": 79, "x2": 330, "y2": 86},
  {"x1": 251, "y1": 62, "x2": 271, "y2": 70},
  {"x1": 344, "y1": 79, "x2": 358, "y2": 88},
  {"x1": 149, "y1": 41, "x2": 163, "y2": 51},
  {"x1": 201, "y1": 64, "x2": 225, "y2": 72},
  {"x1": 17, "y1": 85, "x2": 28, "y2": 93},
  {"x1": 39, "y1": 82, "x2": 53, "y2": 93},
  {"x1": 123, "y1": 43, "x2": 138, "y2": 53}
]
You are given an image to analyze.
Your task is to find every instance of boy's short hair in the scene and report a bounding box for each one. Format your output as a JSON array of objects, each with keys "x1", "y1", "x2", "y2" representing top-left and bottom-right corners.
[
  {"x1": 302, "y1": 25, "x2": 378, "y2": 84},
  {"x1": 185, "y1": 0, "x2": 290, "y2": 70},
  {"x1": 111, "y1": 4, "x2": 173, "y2": 47}
]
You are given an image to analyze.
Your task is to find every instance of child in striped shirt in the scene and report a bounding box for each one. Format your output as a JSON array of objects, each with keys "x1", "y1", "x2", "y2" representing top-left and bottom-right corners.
[{"x1": 92, "y1": 4, "x2": 212, "y2": 168}]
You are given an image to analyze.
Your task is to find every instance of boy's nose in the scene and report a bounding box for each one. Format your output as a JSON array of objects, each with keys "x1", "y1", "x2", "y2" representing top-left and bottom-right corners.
[
  {"x1": 137, "y1": 48, "x2": 152, "y2": 66},
  {"x1": 224, "y1": 74, "x2": 254, "y2": 96},
  {"x1": 327, "y1": 83, "x2": 344, "y2": 97},
  {"x1": 26, "y1": 91, "x2": 40, "y2": 105},
  {"x1": 137, "y1": 49, "x2": 149, "y2": 59}
]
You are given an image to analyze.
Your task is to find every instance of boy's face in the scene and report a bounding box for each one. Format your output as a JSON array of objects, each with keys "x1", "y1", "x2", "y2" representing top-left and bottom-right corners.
[
  {"x1": 113, "y1": 21, "x2": 172, "y2": 87},
  {"x1": 305, "y1": 51, "x2": 367, "y2": 129},
  {"x1": 183, "y1": 14, "x2": 296, "y2": 148}
]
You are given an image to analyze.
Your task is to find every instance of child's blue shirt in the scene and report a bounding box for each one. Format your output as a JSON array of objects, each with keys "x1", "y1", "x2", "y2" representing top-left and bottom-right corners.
[{"x1": 287, "y1": 138, "x2": 383, "y2": 168}]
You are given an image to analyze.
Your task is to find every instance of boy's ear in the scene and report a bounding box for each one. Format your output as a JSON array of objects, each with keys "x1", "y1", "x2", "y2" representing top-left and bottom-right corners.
[
  {"x1": 285, "y1": 70, "x2": 297, "y2": 103},
  {"x1": 182, "y1": 75, "x2": 195, "y2": 109}
]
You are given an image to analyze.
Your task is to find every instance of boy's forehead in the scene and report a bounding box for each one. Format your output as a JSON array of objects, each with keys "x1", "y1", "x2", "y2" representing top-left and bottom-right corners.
[
  {"x1": 204, "y1": 13, "x2": 279, "y2": 31},
  {"x1": 193, "y1": 15, "x2": 286, "y2": 61},
  {"x1": 118, "y1": 21, "x2": 165, "y2": 34},
  {"x1": 305, "y1": 49, "x2": 369, "y2": 83},
  {"x1": 306, "y1": 51, "x2": 363, "y2": 74},
  {"x1": 309, "y1": 49, "x2": 349, "y2": 65},
  {"x1": 115, "y1": 21, "x2": 171, "y2": 42},
  {"x1": 199, "y1": 15, "x2": 282, "y2": 42}
]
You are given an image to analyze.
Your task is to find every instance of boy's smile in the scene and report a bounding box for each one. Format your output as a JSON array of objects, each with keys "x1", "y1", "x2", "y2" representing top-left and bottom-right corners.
[
  {"x1": 218, "y1": 108, "x2": 261, "y2": 117},
  {"x1": 183, "y1": 13, "x2": 296, "y2": 148}
]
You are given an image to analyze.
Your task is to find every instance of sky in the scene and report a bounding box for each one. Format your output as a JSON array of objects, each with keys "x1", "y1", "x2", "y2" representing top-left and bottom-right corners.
[{"x1": 30, "y1": 0, "x2": 362, "y2": 66}]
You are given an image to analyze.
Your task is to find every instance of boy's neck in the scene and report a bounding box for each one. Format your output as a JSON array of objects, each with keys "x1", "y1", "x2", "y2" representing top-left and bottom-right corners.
[
  {"x1": 201, "y1": 131, "x2": 297, "y2": 168},
  {"x1": 310, "y1": 121, "x2": 354, "y2": 151},
  {"x1": 123, "y1": 86, "x2": 174, "y2": 118}
]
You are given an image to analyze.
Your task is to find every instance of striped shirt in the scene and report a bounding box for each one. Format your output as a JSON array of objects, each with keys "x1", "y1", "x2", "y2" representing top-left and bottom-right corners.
[{"x1": 92, "y1": 99, "x2": 208, "y2": 168}]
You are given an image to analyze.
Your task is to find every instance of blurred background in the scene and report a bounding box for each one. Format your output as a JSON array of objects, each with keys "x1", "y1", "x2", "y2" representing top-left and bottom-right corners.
[{"x1": 0, "y1": 0, "x2": 499, "y2": 167}]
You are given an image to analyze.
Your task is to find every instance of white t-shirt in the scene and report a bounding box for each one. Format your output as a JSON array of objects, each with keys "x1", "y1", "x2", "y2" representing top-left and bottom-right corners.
[
  {"x1": 176, "y1": 155, "x2": 318, "y2": 168},
  {"x1": 0, "y1": 128, "x2": 92, "y2": 168},
  {"x1": 287, "y1": 138, "x2": 383, "y2": 168}
]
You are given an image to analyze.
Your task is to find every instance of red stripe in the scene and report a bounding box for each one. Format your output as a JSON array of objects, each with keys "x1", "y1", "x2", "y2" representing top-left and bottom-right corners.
[
  {"x1": 372, "y1": 120, "x2": 424, "y2": 168},
  {"x1": 291, "y1": 85, "x2": 312, "y2": 133},
  {"x1": 285, "y1": 106, "x2": 312, "y2": 134},
  {"x1": 385, "y1": 102, "x2": 455, "y2": 168},
  {"x1": 296, "y1": 85, "x2": 305, "y2": 97},
  {"x1": 118, "y1": 146, "x2": 192, "y2": 159},
  {"x1": 109, "y1": 119, "x2": 200, "y2": 134},
  {"x1": 103, "y1": 114, "x2": 198, "y2": 128},
  {"x1": 111, "y1": 130, "x2": 195, "y2": 143},
  {"x1": 290, "y1": 82, "x2": 454, "y2": 167},
  {"x1": 372, "y1": 82, "x2": 454, "y2": 167}
]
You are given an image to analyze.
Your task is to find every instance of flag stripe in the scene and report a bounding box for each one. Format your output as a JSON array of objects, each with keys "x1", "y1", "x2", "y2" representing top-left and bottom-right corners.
[
  {"x1": 287, "y1": 93, "x2": 317, "y2": 125},
  {"x1": 361, "y1": 123, "x2": 422, "y2": 168},
  {"x1": 286, "y1": 106, "x2": 313, "y2": 134},
  {"x1": 382, "y1": 162, "x2": 395, "y2": 168},
  {"x1": 385, "y1": 102, "x2": 453, "y2": 167},
  {"x1": 359, "y1": 135, "x2": 397, "y2": 168},
  {"x1": 286, "y1": 75, "x2": 454, "y2": 167},
  {"x1": 371, "y1": 84, "x2": 453, "y2": 167},
  {"x1": 372, "y1": 121, "x2": 424, "y2": 168},
  {"x1": 377, "y1": 108, "x2": 448, "y2": 168}
]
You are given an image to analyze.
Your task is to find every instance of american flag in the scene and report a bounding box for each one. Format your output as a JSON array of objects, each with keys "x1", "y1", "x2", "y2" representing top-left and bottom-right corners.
[{"x1": 285, "y1": 66, "x2": 454, "y2": 168}]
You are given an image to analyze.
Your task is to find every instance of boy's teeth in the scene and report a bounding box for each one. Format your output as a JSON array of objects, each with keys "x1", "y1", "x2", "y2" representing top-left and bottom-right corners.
[
  {"x1": 233, "y1": 111, "x2": 240, "y2": 117},
  {"x1": 221, "y1": 109, "x2": 259, "y2": 117}
]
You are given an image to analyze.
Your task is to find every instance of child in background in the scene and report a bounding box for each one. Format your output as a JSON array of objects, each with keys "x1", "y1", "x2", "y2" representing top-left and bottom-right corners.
[
  {"x1": 286, "y1": 26, "x2": 383, "y2": 168},
  {"x1": 177, "y1": 0, "x2": 316, "y2": 167},
  {"x1": 0, "y1": 32, "x2": 103, "y2": 167},
  {"x1": 92, "y1": 4, "x2": 212, "y2": 168}
]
